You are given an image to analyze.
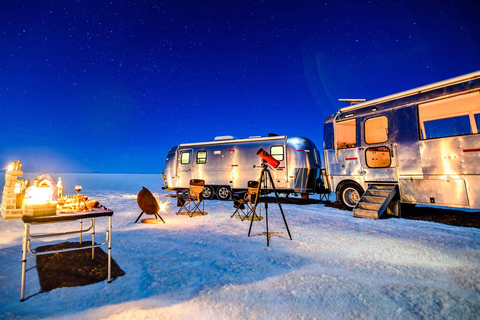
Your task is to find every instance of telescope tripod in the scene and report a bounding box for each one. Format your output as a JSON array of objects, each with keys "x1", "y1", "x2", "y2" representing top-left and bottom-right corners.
[{"x1": 248, "y1": 160, "x2": 292, "y2": 246}]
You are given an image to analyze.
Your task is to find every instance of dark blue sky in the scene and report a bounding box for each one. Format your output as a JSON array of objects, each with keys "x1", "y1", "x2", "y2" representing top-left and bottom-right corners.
[{"x1": 1, "y1": 0, "x2": 479, "y2": 173}]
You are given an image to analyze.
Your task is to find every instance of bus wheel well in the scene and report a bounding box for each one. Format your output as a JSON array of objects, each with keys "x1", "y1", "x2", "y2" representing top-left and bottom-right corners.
[{"x1": 336, "y1": 180, "x2": 364, "y2": 211}]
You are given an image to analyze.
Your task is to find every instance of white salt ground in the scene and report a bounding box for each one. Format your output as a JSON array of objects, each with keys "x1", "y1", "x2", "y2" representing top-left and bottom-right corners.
[{"x1": 0, "y1": 173, "x2": 479, "y2": 319}]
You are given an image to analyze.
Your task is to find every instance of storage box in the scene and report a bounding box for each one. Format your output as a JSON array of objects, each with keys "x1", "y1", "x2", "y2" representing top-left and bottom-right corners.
[{"x1": 23, "y1": 202, "x2": 57, "y2": 217}]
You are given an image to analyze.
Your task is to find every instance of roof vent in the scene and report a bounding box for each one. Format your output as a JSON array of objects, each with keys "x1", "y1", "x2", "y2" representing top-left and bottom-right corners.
[
  {"x1": 268, "y1": 133, "x2": 279, "y2": 137},
  {"x1": 214, "y1": 135, "x2": 236, "y2": 141}
]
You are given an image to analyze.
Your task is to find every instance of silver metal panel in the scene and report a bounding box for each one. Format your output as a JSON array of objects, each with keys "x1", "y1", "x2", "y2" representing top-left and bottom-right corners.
[
  {"x1": 364, "y1": 167, "x2": 397, "y2": 182},
  {"x1": 293, "y1": 168, "x2": 317, "y2": 192},
  {"x1": 399, "y1": 178, "x2": 469, "y2": 206},
  {"x1": 419, "y1": 135, "x2": 480, "y2": 176},
  {"x1": 395, "y1": 142, "x2": 423, "y2": 176},
  {"x1": 465, "y1": 175, "x2": 480, "y2": 208},
  {"x1": 325, "y1": 149, "x2": 363, "y2": 176}
]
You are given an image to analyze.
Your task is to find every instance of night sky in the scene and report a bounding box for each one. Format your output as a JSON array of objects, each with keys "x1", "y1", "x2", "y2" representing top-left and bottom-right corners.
[{"x1": 2, "y1": 0, "x2": 479, "y2": 173}]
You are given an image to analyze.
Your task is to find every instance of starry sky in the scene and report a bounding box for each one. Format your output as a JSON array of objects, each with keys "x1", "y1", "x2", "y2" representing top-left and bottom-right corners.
[{"x1": 1, "y1": 0, "x2": 479, "y2": 173}]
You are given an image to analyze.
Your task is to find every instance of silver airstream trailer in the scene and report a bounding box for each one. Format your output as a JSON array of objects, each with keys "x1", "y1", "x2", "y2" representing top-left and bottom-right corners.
[
  {"x1": 163, "y1": 135, "x2": 322, "y2": 200},
  {"x1": 324, "y1": 71, "x2": 480, "y2": 218}
]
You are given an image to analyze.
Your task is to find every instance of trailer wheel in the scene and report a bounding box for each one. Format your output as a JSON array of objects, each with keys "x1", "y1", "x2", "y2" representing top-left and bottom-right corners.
[
  {"x1": 339, "y1": 183, "x2": 364, "y2": 211},
  {"x1": 216, "y1": 186, "x2": 231, "y2": 201},
  {"x1": 202, "y1": 186, "x2": 215, "y2": 200}
]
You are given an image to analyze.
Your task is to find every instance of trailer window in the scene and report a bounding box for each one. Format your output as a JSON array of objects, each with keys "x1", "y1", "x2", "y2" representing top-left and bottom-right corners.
[
  {"x1": 365, "y1": 146, "x2": 391, "y2": 168},
  {"x1": 365, "y1": 116, "x2": 388, "y2": 144},
  {"x1": 419, "y1": 92, "x2": 480, "y2": 139},
  {"x1": 270, "y1": 146, "x2": 284, "y2": 161},
  {"x1": 336, "y1": 119, "x2": 357, "y2": 149},
  {"x1": 181, "y1": 152, "x2": 190, "y2": 164},
  {"x1": 196, "y1": 151, "x2": 207, "y2": 164}
]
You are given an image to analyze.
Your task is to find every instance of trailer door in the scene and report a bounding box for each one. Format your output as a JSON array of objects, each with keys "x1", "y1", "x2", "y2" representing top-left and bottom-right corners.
[
  {"x1": 269, "y1": 143, "x2": 287, "y2": 188},
  {"x1": 177, "y1": 148, "x2": 193, "y2": 187},
  {"x1": 361, "y1": 114, "x2": 398, "y2": 182}
]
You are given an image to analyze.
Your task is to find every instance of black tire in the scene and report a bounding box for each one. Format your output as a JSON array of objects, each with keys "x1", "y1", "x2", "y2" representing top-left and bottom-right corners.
[
  {"x1": 339, "y1": 183, "x2": 364, "y2": 211},
  {"x1": 202, "y1": 185, "x2": 215, "y2": 200},
  {"x1": 216, "y1": 186, "x2": 231, "y2": 201}
]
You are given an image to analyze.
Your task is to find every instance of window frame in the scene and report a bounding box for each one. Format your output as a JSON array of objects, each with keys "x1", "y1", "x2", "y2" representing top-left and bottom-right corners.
[
  {"x1": 196, "y1": 150, "x2": 207, "y2": 164},
  {"x1": 422, "y1": 114, "x2": 472, "y2": 139},
  {"x1": 335, "y1": 119, "x2": 357, "y2": 149},
  {"x1": 365, "y1": 146, "x2": 392, "y2": 168},
  {"x1": 418, "y1": 91, "x2": 480, "y2": 140},
  {"x1": 364, "y1": 115, "x2": 389, "y2": 144},
  {"x1": 180, "y1": 151, "x2": 191, "y2": 165},
  {"x1": 270, "y1": 145, "x2": 284, "y2": 161}
]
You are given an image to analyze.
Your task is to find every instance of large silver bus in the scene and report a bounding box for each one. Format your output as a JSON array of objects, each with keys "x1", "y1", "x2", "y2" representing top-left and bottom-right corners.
[
  {"x1": 163, "y1": 135, "x2": 322, "y2": 200},
  {"x1": 324, "y1": 71, "x2": 480, "y2": 218}
]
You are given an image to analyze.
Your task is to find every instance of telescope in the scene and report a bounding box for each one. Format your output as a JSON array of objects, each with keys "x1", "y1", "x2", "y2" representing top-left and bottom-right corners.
[{"x1": 256, "y1": 148, "x2": 280, "y2": 168}]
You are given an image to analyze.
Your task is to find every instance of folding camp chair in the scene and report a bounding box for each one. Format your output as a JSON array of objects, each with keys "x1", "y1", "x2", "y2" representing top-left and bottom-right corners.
[
  {"x1": 177, "y1": 179, "x2": 206, "y2": 217},
  {"x1": 231, "y1": 181, "x2": 260, "y2": 221}
]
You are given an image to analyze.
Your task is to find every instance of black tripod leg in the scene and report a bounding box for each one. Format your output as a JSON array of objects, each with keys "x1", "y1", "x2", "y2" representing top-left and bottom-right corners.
[
  {"x1": 248, "y1": 169, "x2": 264, "y2": 237},
  {"x1": 266, "y1": 169, "x2": 292, "y2": 240},
  {"x1": 264, "y1": 169, "x2": 270, "y2": 246},
  {"x1": 155, "y1": 212, "x2": 165, "y2": 223},
  {"x1": 135, "y1": 211, "x2": 144, "y2": 223},
  {"x1": 265, "y1": 200, "x2": 269, "y2": 246}
]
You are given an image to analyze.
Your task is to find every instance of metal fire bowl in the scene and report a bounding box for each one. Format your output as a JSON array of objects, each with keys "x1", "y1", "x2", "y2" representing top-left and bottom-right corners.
[{"x1": 137, "y1": 187, "x2": 159, "y2": 215}]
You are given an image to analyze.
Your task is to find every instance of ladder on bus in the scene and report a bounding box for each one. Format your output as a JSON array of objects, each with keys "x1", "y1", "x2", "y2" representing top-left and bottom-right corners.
[{"x1": 353, "y1": 184, "x2": 399, "y2": 219}]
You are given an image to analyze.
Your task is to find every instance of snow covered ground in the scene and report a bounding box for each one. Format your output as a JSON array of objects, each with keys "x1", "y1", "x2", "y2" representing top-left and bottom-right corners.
[{"x1": 1, "y1": 173, "x2": 479, "y2": 319}]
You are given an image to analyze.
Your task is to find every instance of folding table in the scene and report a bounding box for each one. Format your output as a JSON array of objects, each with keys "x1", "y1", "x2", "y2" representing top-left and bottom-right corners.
[{"x1": 20, "y1": 206, "x2": 113, "y2": 301}]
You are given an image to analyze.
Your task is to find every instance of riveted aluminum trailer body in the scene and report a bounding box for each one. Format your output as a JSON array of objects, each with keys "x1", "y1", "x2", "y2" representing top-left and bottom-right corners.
[
  {"x1": 164, "y1": 135, "x2": 321, "y2": 200},
  {"x1": 323, "y1": 71, "x2": 480, "y2": 210}
]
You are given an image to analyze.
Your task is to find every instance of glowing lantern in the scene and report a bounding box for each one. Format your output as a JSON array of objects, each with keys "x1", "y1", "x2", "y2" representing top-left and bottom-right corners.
[{"x1": 7, "y1": 163, "x2": 14, "y2": 171}]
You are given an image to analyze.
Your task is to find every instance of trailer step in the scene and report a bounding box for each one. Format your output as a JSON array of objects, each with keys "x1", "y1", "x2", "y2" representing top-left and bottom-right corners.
[
  {"x1": 353, "y1": 208, "x2": 379, "y2": 219},
  {"x1": 353, "y1": 184, "x2": 399, "y2": 219},
  {"x1": 366, "y1": 189, "x2": 391, "y2": 197},
  {"x1": 357, "y1": 202, "x2": 381, "y2": 211},
  {"x1": 362, "y1": 195, "x2": 385, "y2": 204}
]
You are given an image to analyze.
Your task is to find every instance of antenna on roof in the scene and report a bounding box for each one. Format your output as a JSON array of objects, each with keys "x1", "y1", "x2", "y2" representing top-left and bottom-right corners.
[{"x1": 338, "y1": 99, "x2": 366, "y2": 105}]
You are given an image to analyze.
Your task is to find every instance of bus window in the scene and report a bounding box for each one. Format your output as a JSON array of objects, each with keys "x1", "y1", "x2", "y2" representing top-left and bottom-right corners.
[
  {"x1": 423, "y1": 116, "x2": 471, "y2": 139},
  {"x1": 419, "y1": 91, "x2": 480, "y2": 139},
  {"x1": 336, "y1": 119, "x2": 356, "y2": 149},
  {"x1": 365, "y1": 116, "x2": 388, "y2": 144},
  {"x1": 474, "y1": 113, "x2": 480, "y2": 132},
  {"x1": 181, "y1": 152, "x2": 190, "y2": 164},
  {"x1": 365, "y1": 146, "x2": 391, "y2": 168}
]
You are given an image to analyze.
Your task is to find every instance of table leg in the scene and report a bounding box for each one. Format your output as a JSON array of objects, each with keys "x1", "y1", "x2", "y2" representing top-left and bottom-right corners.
[
  {"x1": 20, "y1": 223, "x2": 29, "y2": 301},
  {"x1": 107, "y1": 215, "x2": 112, "y2": 283},
  {"x1": 79, "y1": 219, "x2": 83, "y2": 244},
  {"x1": 92, "y1": 218, "x2": 95, "y2": 260}
]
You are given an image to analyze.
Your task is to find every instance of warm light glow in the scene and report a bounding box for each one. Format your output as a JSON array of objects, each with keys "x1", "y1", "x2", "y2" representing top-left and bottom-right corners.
[
  {"x1": 27, "y1": 187, "x2": 51, "y2": 204},
  {"x1": 14, "y1": 181, "x2": 21, "y2": 194},
  {"x1": 7, "y1": 163, "x2": 14, "y2": 171},
  {"x1": 158, "y1": 200, "x2": 170, "y2": 213}
]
